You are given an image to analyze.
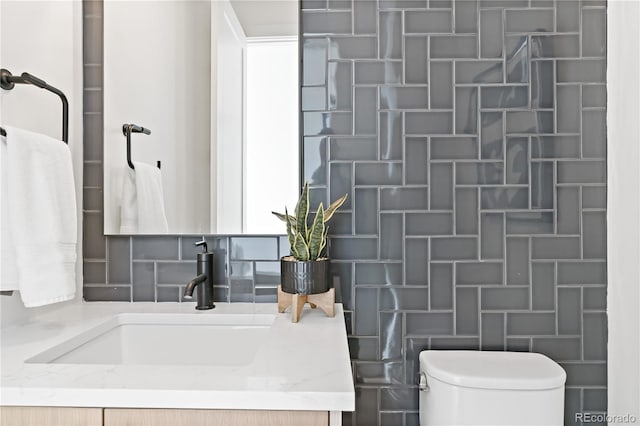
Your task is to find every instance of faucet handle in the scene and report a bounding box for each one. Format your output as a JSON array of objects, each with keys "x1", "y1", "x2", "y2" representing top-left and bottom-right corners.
[{"x1": 194, "y1": 239, "x2": 208, "y2": 253}]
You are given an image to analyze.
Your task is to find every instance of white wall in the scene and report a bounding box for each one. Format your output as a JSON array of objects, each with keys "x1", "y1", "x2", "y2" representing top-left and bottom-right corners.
[
  {"x1": 103, "y1": 0, "x2": 211, "y2": 234},
  {"x1": 607, "y1": 1, "x2": 640, "y2": 423},
  {"x1": 0, "y1": 0, "x2": 84, "y2": 326}
]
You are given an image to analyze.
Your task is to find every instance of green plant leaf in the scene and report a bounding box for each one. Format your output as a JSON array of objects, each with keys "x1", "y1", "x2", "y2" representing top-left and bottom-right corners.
[
  {"x1": 293, "y1": 232, "x2": 310, "y2": 261},
  {"x1": 285, "y1": 207, "x2": 295, "y2": 254},
  {"x1": 320, "y1": 226, "x2": 328, "y2": 256},
  {"x1": 308, "y1": 204, "x2": 325, "y2": 260},
  {"x1": 272, "y1": 211, "x2": 297, "y2": 231},
  {"x1": 323, "y1": 193, "x2": 348, "y2": 223},
  {"x1": 296, "y1": 182, "x2": 310, "y2": 241}
]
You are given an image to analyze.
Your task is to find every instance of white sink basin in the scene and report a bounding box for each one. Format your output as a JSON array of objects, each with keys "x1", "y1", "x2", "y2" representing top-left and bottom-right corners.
[{"x1": 27, "y1": 313, "x2": 275, "y2": 366}]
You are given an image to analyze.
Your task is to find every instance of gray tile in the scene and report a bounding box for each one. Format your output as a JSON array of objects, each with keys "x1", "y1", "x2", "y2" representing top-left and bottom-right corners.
[
  {"x1": 557, "y1": 85, "x2": 580, "y2": 133},
  {"x1": 355, "y1": 388, "x2": 378, "y2": 426},
  {"x1": 583, "y1": 211, "x2": 606, "y2": 259},
  {"x1": 354, "y1": 87, "x2": 377, "y2": 134},
  {"x1": 506, "y1": 111, "x2": 554, "y2": 134},
  {"x1": 83, "y1": 212, "x2": 106, "y2": 259},
  {"x1": 355, "y1": 188, "x2": 378, "y2": 234},
  {"x1": 331, "y1": 262, "x2": 353, "y2": 309},
  {"x1": 582, "y1": 8, "x2": 606, "y2": 57},
  {"x1": 532, "y1": 237, "x2": 580, "y2": 260},
  {"x1": 355, "y1": 163, "x2": 402, "y2": 185},
  {"x1": 304, "y1": 137, "x2": 327, "y2": 185},
  {"x1": 507, "y1": 312, "x2": 556, "y2": 335},
  {"x1": 406, "y1": 312, "x2": 454, "y2": 335},
  {"x1": 557, "y1": 59, "x2": 606, "y2": 83},
  {"x1": 331, "y1": 137, "x2": 377, "y2": 161},
  {"x1": 432, "y1": 238, "x2": 477, "y2": 260},
  {"x1": 558, "y1": 261, "x2": 606, "y2": 285},
  {"x1": 380, "y1": 412, "x2": 404, "y2": 426},
  {"x1": 482, "y1": 286, "x2": 529, "y2": 310},
  {"x1": 583, "y1": 389, "x2": 607, "y2": 412},
  {"x1": 406, "y1": 238, "x2": 429, "y2": 285},
  {"x1": 430, "y1": 35, "x2": 477, "y2": 58},
  {"x1": 329, "y1": 37, "x2": 377, "y2": 60},
  {"x1": 254, "y1": 261, "x2": 280, "y2": 285},
  {"x1": 531, "y1": 136, "x2": 580, "y2": 159},
  {"x1": 405, "y1": 10, "x2": 452, "y2": 33},
  {"x1": 380, "y1": 287, "x2": 429, "y2": 310},
  {"x1": 380, "y1": 0, "x2": 427, "y2": 7},
  {"x1": 456, "y1": 162, "x2": 503, "y2": 185},
  {"x1": 431, "y1": 137, "x2": 477, "y2": 160},
  {"x1": 380, "y1": 214, "x2": 403, "y2": 260},
  {"x1": 83, "y1": 285, "x2": 131, "y2": 302},
  {"x1": 584, "y1": 312, "x2": 607, "y2": 361},
  {"x1": 156, "y1": 262, "x2": 196, "y2": 285},
  {"x1": 456, "y1": 87, "x2": 478, "y2": 134},
  {"x1": 564, "y1": 388, "x2": 582, "y2": 426},
  {"x1": 506, "y1": 212, "x2": 553, "y2": 234},
  {"x1": 255, "y1": 287, "x2": 277, "y2": 303},
  {"x1": 481, "y1": 112, "x2": 503, "y2": 159},
  {"x1": 430, "y1": 337, "x2": 479, "y2": 351},
  {"x1": 481, "y1": 313, "x2": 504, "y2": 350},
  {"x1": 380, "y1": 112, "x2": 403, "y2": 161},
  {"x1": 506, "y1": 337, "x2": 531, "y2": 352},
  {"x1": 531, "y1": 61, "x2": 554, "y2": 109},
  {"x1": 406, "y1": 213, "x2": 453, "y2": 235},
  {"x1": 430, "y1": 163, "x2": 453, "y2": 209},
  {"x1": 455, "y1": 187, "x2": 478, "y2": 235},
  {"x1": 83, "y1": 16, "x2": 102, "y2": 64},
  {"x1": 456, "y1": 287, "x2": 478, "y2": 335},
  {"x1": 328, "y1": 61, "x2": 352, "y2": 110},
  {"x1": 331, "y1": 163, "x2": 353, "y2": 209},
  {"x1": 85, "y1": 89, "x2": 102, "y2": 114},
  {"x1": 582, "y1": 109, "x2": 606, "y2": 158},
  {"x1": 531, "y1": 34, "x2": 579, "y2": 58},
  {"x1": 355, "y1": 287, "x2": 377, "y2": 336},
  {"x1": 380, "y1": 311, "x2": 403, "y2": 360},
  {"x1": 349, "y1": 337, "x2": 379, "y2": 361},
  {"x1": 454, "y1": 0, "x2": 477, "y2": 33},
  {"x1": 304, "y1": 111, "x2": 353, "y2": 136},
  {"x1": 429, "y1": 61, "x2": 453, "y2": 109},
  {"x1": 132, "y1": 262, "x2": 155, "y2": 302},
  {"x1": 302, "y1": 11, "x2": 352, "y2": 35},
  {"x1": 558, "y1": 287, "x2": 581, "y2": 334},
  {"x1": 405, "y1": 37, "x2": 429, "y2": 84},
  {"x1": 354, "y1": 0, "x2": 376, "y2": 34},
  {"x1": 506, "y1": 36, "x2": 529, "y2": 83},
  {"x1": 557, "y1": 160, "x2": 606, "y2": 184},
  {"x1": 505, "y1": 9, "x2": 554, "y2": 32},
  {"x1": 481, "y1": 213, "x2": 503, "y2": 259},
  {"x1": 230, "y1": 237, "x2": 278, "y2": 260},
  {"x1": 230, "y1": 279, "x2": 254, "y2": 302},
  {"x1": 506, "y1": 137, "x2": 528, "y2": 184},
  {"x1": 381, "y1": 86, "x2": 429, "y2": 110},
  {"x1": 331, "y1": 238, "x2": 378, "y2": 260},
  {"x1": 355, "y1": 263, "x2": 402, "y2": 285},
  {"x1": 84, "y1": 261, "x2": 106, "y2": 284},
  {"x1": 457, "y1": 262, "x2": 503, "y2": 285},
  {"x1": 379, "y1": 12, "x2": 402, "y2": 59},
  {"x1": 355, "y1": 62, "x2": 402, "y2": 84},
  {"x1": 301, "y1": 0, "x2": 326, "y2": 9},
  {"x1": 405, "y1": 137, "x2": 429, "y2": 184},
  {"x1": 480, "y1": 10, "x2": 503, "y2": 58},
  {"x1": 380, "y1": 387, "x2": 418, "y2": 411},
  {"x1": 562, "y1": 363, "x2": 607, "y2": 387},
  {"x1": 83, "y1": 114, "x2": 103, "y2": 162},
  {"x1": 83, "y1": 187, "x2": 103, "y2": 211},
  {"x1": 130, "y1": 237, "x2": 179, "y2": 260},
  {"x1": 531, "y1": 161, "x2": 554, "y2": 209},
  {"x1": 331, "y1": 212, "x2": 353, "y2": 235},
  {"x1": 532, "y1": 337, "x2": 581, "y2": 361},
  {"x1": 583, "y1": 286, "x2": 606, "y2": 311},
  {"x1": 355, "y1": 361, "x2": 404, "y2": 385},
  {"x1": 108, "y1": 237, "x2": 131, "y2": 284},
  {"x1": 556, "y1": 0, "x2": 579, "y2": 32},
  {"x1": 83, "y1": 162, "x2": 102, "y2": 187},
  {"x1": 532, "y1": 262, "x2": 555, "y2": 310},
  {"x1": 582, "y1": 186, "x2": 606, "y2": 209},
  {"x1": 583, "y1": 84, "x2": 606, "y2": 108},
  {"x1": 303, "y1": 38, "x2": 328, "y2": 86},
  {"x1": 455, "y1": 61, "x2": 502, "y2": 84},
  {"x1": 83, "y1": 0, "x2": 103, "y2": 17},
  {"x1": 406, "y1": 111, "x2": 453, "y2": 134},
  {"x1": 507, "y1": 237, "x2": 529, "y2": 285},
  {"x1": 481, "y1": 86, "x2": 528, "y2": 109},
  {"x1": 481, "y1": 187, "x2": 529, "y2": 210},
  {"x1": 430, "y1": 263, "x2": 453, "y2": 309},
  {"x1": 380, "y1": 187, "x2": 428, "y2": 210}
]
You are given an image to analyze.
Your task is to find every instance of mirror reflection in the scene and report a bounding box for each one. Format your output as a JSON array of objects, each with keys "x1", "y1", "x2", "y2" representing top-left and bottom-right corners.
[{"x1": 103, "y1": 0, "x2": 299, "y2": 235}]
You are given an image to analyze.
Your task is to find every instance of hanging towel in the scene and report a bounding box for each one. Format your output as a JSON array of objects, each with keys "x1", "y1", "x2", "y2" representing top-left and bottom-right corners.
[
  {"x1": 119, "y1": 161, "x2": 168, "y2": 234},
  {"x1": 1, "y1": 133, "x2": 18, "y2": 290},
  {"x1": 4, "y1": 126, "x2": 77, "y2": 307}
]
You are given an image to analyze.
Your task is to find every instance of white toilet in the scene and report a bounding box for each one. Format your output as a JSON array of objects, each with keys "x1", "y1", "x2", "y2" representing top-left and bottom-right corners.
[{"x1": 419, "y1": 350, "x2": 566, "y2": 425}]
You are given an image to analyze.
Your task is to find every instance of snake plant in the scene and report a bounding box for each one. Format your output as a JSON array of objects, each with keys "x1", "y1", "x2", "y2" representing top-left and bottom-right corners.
[{"x1": 272, "y1": 182, "x2": 348, "y2": 261}]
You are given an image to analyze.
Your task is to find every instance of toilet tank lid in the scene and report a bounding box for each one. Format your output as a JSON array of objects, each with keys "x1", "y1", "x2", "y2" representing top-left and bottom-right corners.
[{"x1": 419, "y1": 351, "x2": 567, "y2": 390}]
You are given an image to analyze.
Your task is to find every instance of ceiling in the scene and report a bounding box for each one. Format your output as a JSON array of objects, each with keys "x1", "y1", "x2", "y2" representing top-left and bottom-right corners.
[{"x1": 229, "y1": 0, "x2": 298, "y2": 38}]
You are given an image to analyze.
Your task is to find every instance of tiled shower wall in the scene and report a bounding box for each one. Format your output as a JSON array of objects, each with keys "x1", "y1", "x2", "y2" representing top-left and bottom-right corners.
[
  {"x1": 300, "y1": 0, "x2": 606, "y2": 425},
  {"x1": 83, "y1": 0, "x2": 607, "y2": 425}
]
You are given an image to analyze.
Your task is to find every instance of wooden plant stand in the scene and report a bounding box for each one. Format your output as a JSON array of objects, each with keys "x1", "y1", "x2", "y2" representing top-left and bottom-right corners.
[{"x1": 277, "y1": 285, "x2": 335, "y2": 323}]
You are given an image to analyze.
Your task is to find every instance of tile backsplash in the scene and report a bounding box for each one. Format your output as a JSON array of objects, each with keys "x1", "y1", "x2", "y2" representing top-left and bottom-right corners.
[{"x1": 84, "y1": 1, "x2": 607, "y2": 425}]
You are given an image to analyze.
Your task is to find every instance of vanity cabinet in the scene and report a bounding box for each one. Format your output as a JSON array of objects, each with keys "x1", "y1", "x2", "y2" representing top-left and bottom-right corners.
[{"x1": 1, "y1": 407, "x2": 331, "y2": 426}]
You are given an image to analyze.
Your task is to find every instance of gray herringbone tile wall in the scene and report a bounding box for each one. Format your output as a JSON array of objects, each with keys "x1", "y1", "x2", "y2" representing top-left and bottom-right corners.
[
  {"x1": 300, "y1": 0, "x2": 606, "y2": 425},
  {"x1": 83, "y1": 1, "x2": 607, "y2": 425}
]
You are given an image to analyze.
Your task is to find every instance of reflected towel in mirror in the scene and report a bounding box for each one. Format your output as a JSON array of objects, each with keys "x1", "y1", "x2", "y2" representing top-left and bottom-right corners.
[{"x1": 120, "y1": 161, "x2": 168, "y2": 234}]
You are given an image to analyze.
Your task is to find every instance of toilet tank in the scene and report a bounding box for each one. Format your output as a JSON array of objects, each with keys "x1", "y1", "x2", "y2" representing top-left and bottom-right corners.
[{"x1": 419, "y1": 350, "x2": 566, "y2": 426}]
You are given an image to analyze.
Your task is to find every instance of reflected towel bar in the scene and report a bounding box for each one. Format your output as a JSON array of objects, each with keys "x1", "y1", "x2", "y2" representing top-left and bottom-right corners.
[
  {"x1": 122, "y1": 123, "x2": 160, "y2": 170},
  {"x1": 0, "y1": 68, "x2": 69, "y2": 144}
]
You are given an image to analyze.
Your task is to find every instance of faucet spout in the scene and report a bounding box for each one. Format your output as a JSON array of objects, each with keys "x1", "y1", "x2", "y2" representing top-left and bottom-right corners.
[{"x1": 183, "y1": 273, "x2": 207, "y2": 299}]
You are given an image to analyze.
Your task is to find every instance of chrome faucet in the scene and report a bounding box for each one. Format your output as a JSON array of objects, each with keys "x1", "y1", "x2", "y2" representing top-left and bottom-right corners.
[{"x1": 183, "y1": 239, "x2": 215, "y2": 310}]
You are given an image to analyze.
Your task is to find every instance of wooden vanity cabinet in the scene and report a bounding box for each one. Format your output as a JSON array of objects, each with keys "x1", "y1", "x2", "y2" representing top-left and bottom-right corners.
[{"x1": 0, "y1": 406, "x2": 102, "y2": 426}]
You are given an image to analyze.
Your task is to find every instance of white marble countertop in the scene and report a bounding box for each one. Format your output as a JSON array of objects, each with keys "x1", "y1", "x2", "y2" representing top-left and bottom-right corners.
[{"x1": 0, "y1": 302, "x2": 355, "y2": 412}]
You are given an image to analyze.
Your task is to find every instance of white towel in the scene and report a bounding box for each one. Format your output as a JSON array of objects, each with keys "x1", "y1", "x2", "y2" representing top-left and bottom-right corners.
[
  {"x1": 119, "y1": 161, "x2": 168, "y2": 234},
  {"x1": 4, "y1": 126, "x2": 77, "y2": 307}
]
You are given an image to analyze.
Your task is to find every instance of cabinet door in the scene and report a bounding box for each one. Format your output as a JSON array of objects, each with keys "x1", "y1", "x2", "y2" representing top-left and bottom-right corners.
[
  {"x1": 0, "y1": 406, "x2": 103, "y2": 426},
  {"x1": 104, "y1": 408, "x2": 328, "y2": 426}
]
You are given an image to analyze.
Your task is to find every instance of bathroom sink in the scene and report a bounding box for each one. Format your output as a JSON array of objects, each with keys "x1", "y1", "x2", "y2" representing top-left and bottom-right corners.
[{"x1": 26, "y1": 313, "x2": 274, "y2": 366}]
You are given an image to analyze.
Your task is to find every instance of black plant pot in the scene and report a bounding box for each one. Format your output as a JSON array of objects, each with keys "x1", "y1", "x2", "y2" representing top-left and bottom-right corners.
[{"x1": 280, "y1": 257, "x2": 331, "y2": 295}]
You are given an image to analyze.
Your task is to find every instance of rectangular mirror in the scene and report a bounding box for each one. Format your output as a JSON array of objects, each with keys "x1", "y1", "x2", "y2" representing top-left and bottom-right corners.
[{"x1": 103, "y1": 0, "x2": 299, "y2": 235}]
